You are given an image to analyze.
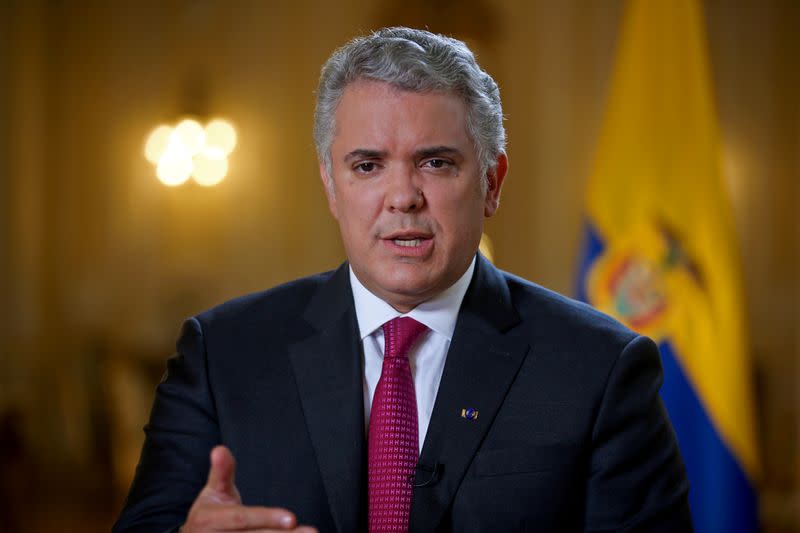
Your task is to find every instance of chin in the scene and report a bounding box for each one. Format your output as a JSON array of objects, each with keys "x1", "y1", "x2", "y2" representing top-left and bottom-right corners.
[
  {"x1": 372, "y1": 274, "x2": 431, "y2": 300},
  {"x1": 383, "y1": 268, "x2": 433, "y2": 290},
  {"x1": 380, "y1": 278, "x2": 429, "y2": 297}
]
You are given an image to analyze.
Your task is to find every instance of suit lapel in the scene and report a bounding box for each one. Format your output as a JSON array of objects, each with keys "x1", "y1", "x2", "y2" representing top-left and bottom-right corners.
[
  {"x1": 410, "y1": 255, "x2": 530, "y2": 532},
  {"x1": 289, "y1": 264, "x2": 366, "y2": 533}
]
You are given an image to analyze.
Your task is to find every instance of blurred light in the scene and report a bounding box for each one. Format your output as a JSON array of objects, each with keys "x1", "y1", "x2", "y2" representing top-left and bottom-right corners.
[
  {"x1": 479, "y1": 233, "x2": 494, "y2": 263},
  {"x1": 193, "y1": 151, "x2": 229, "y2": 187},
  {"x1": 144, "y1": 117, "x2": 236, "y2": 187},
  {"x1": 204, "y1": 119, "x2": 237, "y2": 155},
  {"x1": 156, "y1": 148, "x2": 193, "y2": 186},
  {"x1": 173, "y1": 119, "x2": 206, "y2": 155},
  {"x1": 201, "y1": 145, "x2": 226, "y2": 160},
  {"x1": 144, "y1": 125, "x2": 173, "y2": 163}
]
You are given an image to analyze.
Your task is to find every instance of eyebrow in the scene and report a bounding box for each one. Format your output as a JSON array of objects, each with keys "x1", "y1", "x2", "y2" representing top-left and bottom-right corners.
[
  {"x1": 413, "y1": 146, "x2": 463, "y2": 159},
  {"x1": 344, "y1": 149, "x2": 387, "y2": 163},
  {"x1": 343, "y1": 145, "x2": 464, "y2": 164}
]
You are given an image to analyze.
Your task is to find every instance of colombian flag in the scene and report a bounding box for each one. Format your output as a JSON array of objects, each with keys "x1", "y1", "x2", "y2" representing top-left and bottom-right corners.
[{"x1": 576, "y1": 0, "x2": 760, "y2": 530}]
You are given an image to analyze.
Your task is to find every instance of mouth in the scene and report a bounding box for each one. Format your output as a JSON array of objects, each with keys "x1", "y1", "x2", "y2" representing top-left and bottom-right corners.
[
  {"x1": 384, "y1": 231, "x2": 432, "y2": 243},
  {"x1": 393, "y1": 238, "x2": 424, "y2": 247},
  {"x1": 382, "y1": 231, "x2": 434, "y2": 255}
]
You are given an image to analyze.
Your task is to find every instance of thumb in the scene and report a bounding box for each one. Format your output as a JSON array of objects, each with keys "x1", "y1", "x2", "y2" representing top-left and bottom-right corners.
[{"x1": 205, "y1": 445, "x2": 239, "y2": 499}]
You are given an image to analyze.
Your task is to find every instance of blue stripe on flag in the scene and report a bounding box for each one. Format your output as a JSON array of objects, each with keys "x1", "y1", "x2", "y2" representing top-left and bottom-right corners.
[
  {"x1": 576, "y1": 224, "x2": 759, "y2": 531},
  {"x1": 659, "y1": 340, "x2": 759, "y2": 533}
]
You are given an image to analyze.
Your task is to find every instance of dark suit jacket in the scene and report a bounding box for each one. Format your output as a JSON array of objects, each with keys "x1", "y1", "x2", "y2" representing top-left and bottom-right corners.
[{"x1": 114, "y1": 255, "x2": 692, "y2": 532}]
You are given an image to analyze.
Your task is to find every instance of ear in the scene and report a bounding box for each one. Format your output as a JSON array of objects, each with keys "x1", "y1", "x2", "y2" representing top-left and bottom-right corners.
[
  {"x1": 319, "y1": 162, "x2": 339, "y2": 220},
  {"x1": 484, "y1": 152, "x2": 508, "y2": 217}
]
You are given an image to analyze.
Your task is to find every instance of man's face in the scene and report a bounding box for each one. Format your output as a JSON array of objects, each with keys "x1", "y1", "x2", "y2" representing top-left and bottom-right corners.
[{"x1": 321, "y1": 80, "x2": 507, "y2": 312}]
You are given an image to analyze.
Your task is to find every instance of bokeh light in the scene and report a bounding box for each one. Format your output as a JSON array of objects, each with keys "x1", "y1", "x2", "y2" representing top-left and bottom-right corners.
[
  {"x1": 156, "y1": 148, "x2": 193, "y2": 186},
  {"x1": 144, "y1": 125, "x2": 173, "y2": 164},
  {"x1": 193, "y1": 150, "x2": 229, "y2": 187},
  {"x1": 144, "y1": 117, "x2": 237, "y2": 187},
  {"x1": 204, "y1": 119, "x2": 237, "y2": 155},
  {"x1": 172, "y1": 119, "x2": 206, "y2": 155}
]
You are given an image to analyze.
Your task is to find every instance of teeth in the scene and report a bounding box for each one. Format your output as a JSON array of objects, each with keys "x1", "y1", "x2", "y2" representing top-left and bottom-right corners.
[{"x1": 394, "y1": 238, "x2": 422, "y2": 247}]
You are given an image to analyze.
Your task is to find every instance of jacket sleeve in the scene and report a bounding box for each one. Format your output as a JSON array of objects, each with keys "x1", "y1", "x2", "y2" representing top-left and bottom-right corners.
[
  {"x1": 585, "y1": 335, "x2": 693, "y2": 532},
  {"x1": 112, "y1": 317, "x2": 220, "y2": 533}
]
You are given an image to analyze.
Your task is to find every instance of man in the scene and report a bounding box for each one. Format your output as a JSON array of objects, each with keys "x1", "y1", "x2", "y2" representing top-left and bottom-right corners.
[{"x1": 114, "y1": 27, "x2": 692, "y2": 532}]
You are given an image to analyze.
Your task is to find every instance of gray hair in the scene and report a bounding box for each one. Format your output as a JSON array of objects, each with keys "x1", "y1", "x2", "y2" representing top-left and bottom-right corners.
[{"x1": 314, "y1": 27, "x2": 506, "y2": 181}]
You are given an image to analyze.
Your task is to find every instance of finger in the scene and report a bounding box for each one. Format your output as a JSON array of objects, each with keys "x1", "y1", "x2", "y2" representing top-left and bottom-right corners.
[
  {"x1": 220, "y1": 526, "x2": 319, "y2": 533},
  {"x1": 206, "y1": 445, "x2": 237, "y2": 496},
  {"x1": 207, "y1": 505, "x2": 297, "y2": 530},
  {"x1": 229, "y1": 526, "x2": 317, "y2": 533}
]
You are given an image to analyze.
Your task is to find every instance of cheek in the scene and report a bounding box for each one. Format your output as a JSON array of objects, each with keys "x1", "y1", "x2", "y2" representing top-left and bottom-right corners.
[
  {"x1": 432, "y1": 187, "x2": 485, "y2": 224},
  {"x1": 336, "y1": 191, "x2": 379, "y2": 238},
  {"x1": 344, "y1": 185, "x2": 385, "y2": 221}
]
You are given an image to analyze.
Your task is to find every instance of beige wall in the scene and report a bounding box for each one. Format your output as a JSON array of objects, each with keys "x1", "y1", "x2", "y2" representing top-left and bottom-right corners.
[
  {"x1": 1, "y1": 0, "x2": 797, "y2": 529},
  {"x1": 704, "y1": 2, "x2": 799, "y2": 526}
]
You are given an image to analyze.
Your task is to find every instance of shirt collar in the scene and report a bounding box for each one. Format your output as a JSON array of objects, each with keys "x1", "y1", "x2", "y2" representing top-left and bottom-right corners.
[{"x1": 349, "y1": 256, "x2": 476, "y2": 341}]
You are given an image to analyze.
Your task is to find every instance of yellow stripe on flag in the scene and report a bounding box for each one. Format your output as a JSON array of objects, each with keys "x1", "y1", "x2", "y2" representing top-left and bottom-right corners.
[{"x1": 584, "y1": 0, "x2": 759, "y2": 480}]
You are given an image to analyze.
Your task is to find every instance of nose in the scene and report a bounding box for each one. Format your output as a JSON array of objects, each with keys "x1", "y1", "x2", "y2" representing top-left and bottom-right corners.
[{"x1": 385, "y1": 167, "x2": 424, "y2": 213}]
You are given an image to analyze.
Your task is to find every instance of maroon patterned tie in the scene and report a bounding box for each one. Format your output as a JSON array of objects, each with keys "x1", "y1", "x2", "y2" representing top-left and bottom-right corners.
[{"x1": 368, "y1": 317, "x2": 428, "y2": 533}]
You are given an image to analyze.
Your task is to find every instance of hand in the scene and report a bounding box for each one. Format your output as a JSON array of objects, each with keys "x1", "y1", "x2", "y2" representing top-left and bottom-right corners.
[{"x1": 183, "y1": 445, "x2": 318, "y2": 532}]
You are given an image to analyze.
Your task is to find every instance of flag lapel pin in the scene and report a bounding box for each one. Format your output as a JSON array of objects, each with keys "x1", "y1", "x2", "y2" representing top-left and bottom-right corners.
[{"x1": 461, "y1": 408, "x2": 479, "y2": 420}]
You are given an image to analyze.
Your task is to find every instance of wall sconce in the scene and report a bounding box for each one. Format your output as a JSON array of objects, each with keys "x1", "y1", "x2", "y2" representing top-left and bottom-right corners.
[{"x1": 144, "y1": 118, "x2": 237, "y2": 187}]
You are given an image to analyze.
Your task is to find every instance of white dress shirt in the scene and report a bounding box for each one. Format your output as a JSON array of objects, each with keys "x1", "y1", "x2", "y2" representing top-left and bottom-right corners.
[{"x1": 349, "y1": 257, "x2": 476, "y2": 452}]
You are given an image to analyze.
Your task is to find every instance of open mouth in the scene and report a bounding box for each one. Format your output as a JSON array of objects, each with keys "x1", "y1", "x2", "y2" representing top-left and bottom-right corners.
[
  {"x1": 393, "y1": 238, "x2": 423, "y2": 247},
  {"x1": 383, "y1": 232, "x2": 433, "y2": 255}
]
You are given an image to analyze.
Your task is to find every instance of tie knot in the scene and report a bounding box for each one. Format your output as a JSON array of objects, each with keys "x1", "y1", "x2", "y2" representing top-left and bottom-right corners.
[{"x1": 382, "y1": 317, "x2": 428, "y2": 359}]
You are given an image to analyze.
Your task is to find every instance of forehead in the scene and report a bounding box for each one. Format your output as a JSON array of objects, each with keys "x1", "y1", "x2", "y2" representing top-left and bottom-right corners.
[{"x1": 331, "y1": 80, "x2": 471, "y2": 152}]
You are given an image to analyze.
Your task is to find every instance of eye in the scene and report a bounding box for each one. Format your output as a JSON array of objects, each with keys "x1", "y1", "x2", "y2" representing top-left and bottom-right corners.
[
  {"x1": 422, "y1": 158, "x2": 452, "y2": 170},
  {"x1": 355, "y1": 162, "x2": 377, "y2": 173}
]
